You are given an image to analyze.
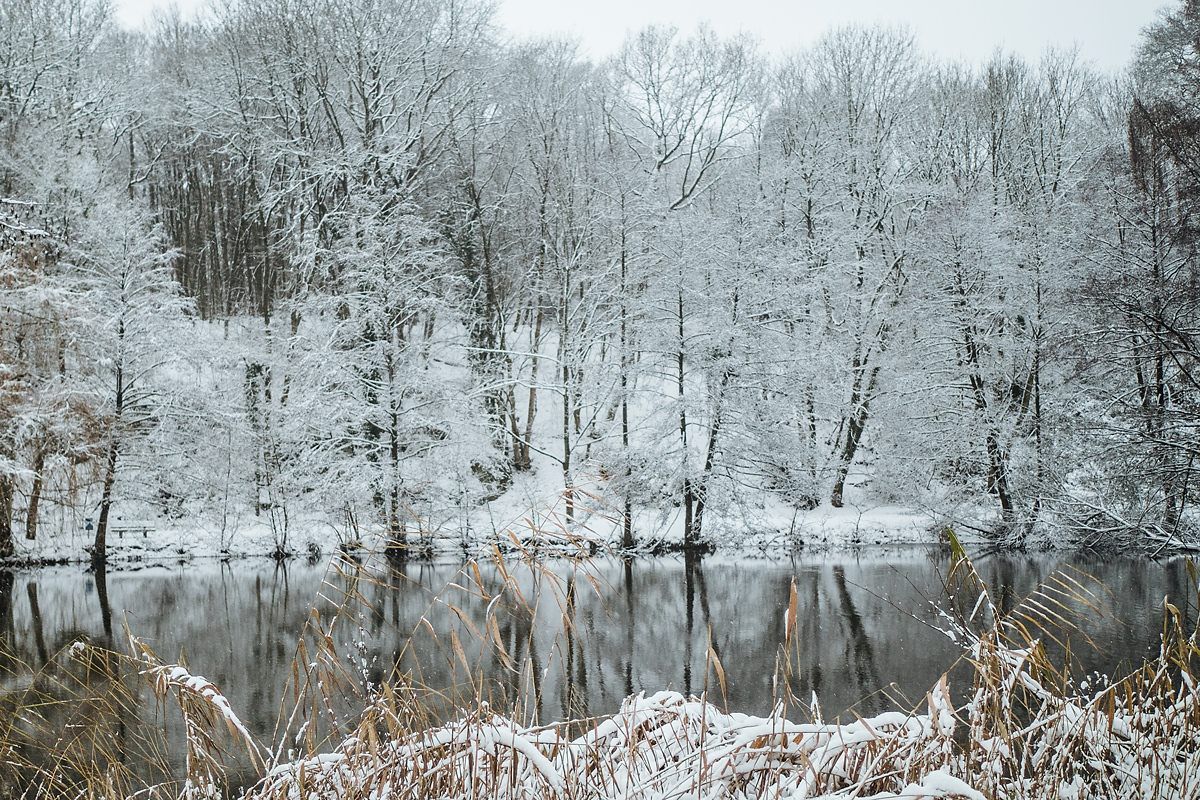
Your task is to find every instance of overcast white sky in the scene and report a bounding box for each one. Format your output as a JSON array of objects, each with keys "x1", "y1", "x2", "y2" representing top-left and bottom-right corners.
[{"x1": 116, "y1": 0, "x2": 1166, "y2": 70}]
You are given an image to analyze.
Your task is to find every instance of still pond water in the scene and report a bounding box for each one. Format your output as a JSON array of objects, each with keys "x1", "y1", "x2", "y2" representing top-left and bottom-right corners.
[{"x1": 0, "y1": 548, "x2": 1196, "y2": 783}]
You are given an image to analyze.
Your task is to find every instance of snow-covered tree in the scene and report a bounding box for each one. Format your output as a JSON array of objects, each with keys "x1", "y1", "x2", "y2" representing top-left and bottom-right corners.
[{"x1": 66, "y1": 197, "x2": 188, "y2": 565}]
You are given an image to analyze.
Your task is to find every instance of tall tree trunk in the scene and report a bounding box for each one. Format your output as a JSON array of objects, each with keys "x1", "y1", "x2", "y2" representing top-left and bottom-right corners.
[
  {"x1": 1024, "y1": 265, "x2": 1046, "y2": 541},
  {"x1": 505, "y1": 384, "x2": 524, "y2": 466},
  {"x1": 463, "y1": 178, "x2": 513, "y2": 456},
  {"x1": 983, "y1": 431, "x2": 1015, "y2": 520},
  {"x1": 385, "y1": 350, "x2": 406, "y2": 558},
  {"x1": 830, "y1": 362, "x2": 881, "y2": 508},
  {"x1": 94, "y1": 355, "x2": 125, "y2": 568},
  {"x1": 619, "y1": 229, "x2": 634, "y2": 549},
  {"x1": 25, "y1": 447, "x2": 44, "y2": 540},
  {"x1": 956, "y1": 285, "x2": 1015, "y2": 524},
  {"x1": 561, "y1": 355, "x2": 574, "y2": 521},
  {"x1": 94, "y1": 439, "x2": 119, "y2": 568},
  {"x1": 677, "y1": 287, "x2": 694, "y2": 544},
  {"x1": 517, "y1": 305, "x2": 543, "y2": 471},
  {"x1": 245, "y1": 362, "x2": 265, "y2": 515},
  {"x1": 560, "y1": 261, "x2": 575, "y2": 521},
  {"x1": 691, "y1": 369, "x2": 731, "y2": 546}
]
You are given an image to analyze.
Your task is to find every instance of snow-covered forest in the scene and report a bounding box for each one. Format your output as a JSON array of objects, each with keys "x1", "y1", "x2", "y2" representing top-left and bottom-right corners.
[{"x1": 2, "y1": 0, "x2": 1199, "y2": 564}]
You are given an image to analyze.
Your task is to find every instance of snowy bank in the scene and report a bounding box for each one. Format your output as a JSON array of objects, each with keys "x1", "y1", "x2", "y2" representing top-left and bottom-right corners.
[{"x1": 0, "y1": 473, "x2": 966, "y2": 567}]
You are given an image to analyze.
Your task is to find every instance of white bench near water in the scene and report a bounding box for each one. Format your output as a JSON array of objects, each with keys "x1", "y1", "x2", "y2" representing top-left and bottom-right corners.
[{"x1": 111, "y1": 521, "x2": 155, "y2": 539}]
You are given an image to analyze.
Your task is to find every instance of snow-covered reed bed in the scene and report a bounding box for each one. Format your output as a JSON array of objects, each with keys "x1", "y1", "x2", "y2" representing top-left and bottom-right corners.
[
  {"x1": 241, "y1": 624, "x2": 1200, "y2": 800},
  {"x1": 3, "y1": 542, "x2": 1199, "y2": 799}
]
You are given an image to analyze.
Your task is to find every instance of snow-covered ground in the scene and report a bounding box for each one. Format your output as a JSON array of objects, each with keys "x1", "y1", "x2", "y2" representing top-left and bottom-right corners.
[{"x1": 2, "y1": 486, "x2": 963, "y2": 567}]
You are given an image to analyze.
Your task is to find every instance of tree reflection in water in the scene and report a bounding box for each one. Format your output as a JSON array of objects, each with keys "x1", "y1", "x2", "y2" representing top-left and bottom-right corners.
[{"x1": 0, "y1": 548, "x2": 1192, "y2": 787}]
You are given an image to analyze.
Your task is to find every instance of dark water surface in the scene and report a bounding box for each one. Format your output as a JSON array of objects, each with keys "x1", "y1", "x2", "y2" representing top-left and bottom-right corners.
[{"x1": 0, "y1": 548, "x2": 1195, "y2": 784}]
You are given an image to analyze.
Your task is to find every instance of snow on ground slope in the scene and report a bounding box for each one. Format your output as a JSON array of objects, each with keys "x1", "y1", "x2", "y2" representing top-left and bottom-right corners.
[{"x1": 1, "y1": 482, "x2": 951, "y2": 566}]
